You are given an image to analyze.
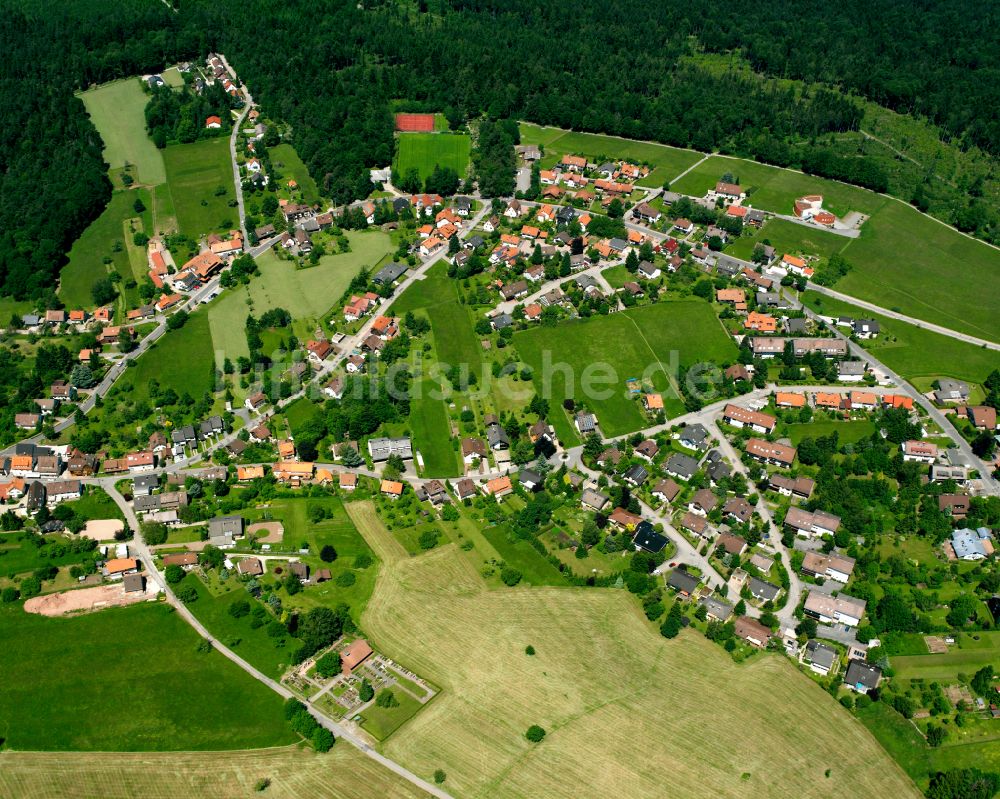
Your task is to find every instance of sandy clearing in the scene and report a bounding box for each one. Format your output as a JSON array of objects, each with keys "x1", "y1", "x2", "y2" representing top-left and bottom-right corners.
[
  {"x1": 23, "y1": 582, "x2": 160, "y2": 617},
  {"x1": 80, "y1": 519, "x2": 125, "y2": 541}
]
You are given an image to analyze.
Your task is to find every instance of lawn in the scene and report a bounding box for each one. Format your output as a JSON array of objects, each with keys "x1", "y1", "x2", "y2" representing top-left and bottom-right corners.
[
  {"x1": 394, "y1": 132, "x2": 471, "y2": 182},
  {"x1": 801, "y1": 292, "x2": 1000, "y2": 391},
  {"x1": 162, "y1": 138, "x2": 236, "y2": 239},
  {"x1": 125, "y1": 310, "x2": 216, "y2": 402},
  {"x1": 268, "y1": 143, "x2": 321, "y2": 205},
  {"x1": 726, "y1": 218, "x2": 846, "y2": 263},
  {"x1": 514, "y1": 301, "x2": 737, "y2": 438},
  {"x1": 79, "y1": 78, "x2": 167, "y2": 186},
  {"x1": 237, "y1": 497, "x2": 377, "y2": 623},
  {"x1": 359, "y1": 538, "x2": 918, "y2": 798},
  {"x1": 388, "y1": 262, "x2": 484, "y2": 473},
  {"x1": 519, "y1": 123, "x2": 703, "y2": 187},
  {"x1": 858, "y1": 698, "x2": 1000, "y2": 787},
  {"x1": 671, "y1": 155, "x2": 885, "y2": 218},
  {"x1": 208, "y1": 232, "x2": 392, "y2": 359},
  {"x1": 481, "y1": 524, "x2": 570, "y2": 587},
  {"x1": 0, "y1": 602, "x2": 294, "y2": 751},
  {"x1": 0, "y1": 746, "x2": 429, "y2": 799},
  {"x1": 785, "y1": 419, "x2": 877, "y2": 446},
  {"x1": 409, "y1": 378, "x2": 461, "y2": 477},
  {"x1": 60, "y1": 188, "x2": 152, "y2": 310},
  {"x1": 0, "y1": 532, "x2": 96, "y2": 577},
  {"x1": 837, "y1": 200, "x2": 1000, "y2": 341},
  {"x1": 890, "y1": 634, "x2": 1000, "y2": 682},
  {"x1": 60, "y1": 486, "x2": 125, "y2": 521},
  {"x1": 182, "y1": 573, "x2": 295, "y2": 679},
  {"x1": 358, "y1": 688, "x2": 425, "y2": 741}
]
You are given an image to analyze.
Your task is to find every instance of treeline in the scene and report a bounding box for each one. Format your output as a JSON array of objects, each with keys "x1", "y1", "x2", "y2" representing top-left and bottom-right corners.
[
  {"x1": 145, "y1": 83, "x2": 234, "y2": 147},
  {"x1": 4, "y1": 0, "x2": 999, "y2": 300},
  {"x1": 0, "y1": 0, "x2": 189, "y2": 300}
]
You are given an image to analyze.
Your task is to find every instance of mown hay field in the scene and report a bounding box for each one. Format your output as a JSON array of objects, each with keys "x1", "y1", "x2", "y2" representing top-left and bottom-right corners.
[{"x1": 359, "y1": 539, "x2": 919, "y2": 799}]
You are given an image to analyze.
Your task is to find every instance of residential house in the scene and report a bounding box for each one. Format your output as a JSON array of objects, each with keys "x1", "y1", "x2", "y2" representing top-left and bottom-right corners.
[
  {"x1": 949, "y1": 527, "x2": 994, "y2": 560},
  {"x1": 801, "y1": 551, "x2": 856, "y2": 583},
  {"x1": 664, "y1": 453, "x2": 699, "y2": 481},
  {"x1": 651, "y1": 478, "x2": 680, "y2": 505},
  {"x1": 688, "y1": 488, "x2": 718, "y2": 516},
  {"x1": 844, "y1": 660, "x2": 881, "y2": 693},
  {"x1": 368, "y1": 437, "x2": 412, "y2": 462},
  {"x1": 734, "y1": 616, "x2": 773, "y2": 648},
  {"x1": 784, "y1": 506, "x2": 841, "y2": 538},
  {"x1": 804, "y1": 592, "x2": 866, "y2": 627},
  {"x1": 745, "y1": 439, "x2": 796, "y2": 467},
  {"x1": 667, "y1": 568, "x2": 699, "y2": 597},
  {"x1": 483, "y1": 476, "x2": 513, "y2": 501},
  {"x1": 748, "y1": 577, "x2": 781, "y2": 603},
  {"x1": 722, "y1": 404, "x2": 776, "y2": 434}
]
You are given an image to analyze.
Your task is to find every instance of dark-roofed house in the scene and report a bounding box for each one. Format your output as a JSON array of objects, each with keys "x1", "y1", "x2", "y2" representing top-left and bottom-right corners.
[
  {"x1": 803, "y1": 640, "x2": 838, "y2": 675},
  {"x1": 723, "y1": 497, "x2": 754, "y2": 524},
  {"x1": 687, "y1": 488, "x2": 718, "y2": 516},
  {"x1": 679, "y1": 424, "x2": 709, "y2": 451},
  {"x1": 632, "y1": 520, "x2": 668, "y2": 553},
  {"x1": 699, "y1": 596, "x2": 733, "y2": 622},
  {"x1": 581, "y1": 488, "x2": 609, "y2": 512},
  {"x1": 373, "y1": 262, "x2": 408, "y2": 285},
  {"x1": 664, "y1": 453, "x2": 699, "y2": 481},
  {"x1": 623, "y1": 464, "x2": 648, "y2": 486},
  {"x1": 667, "y1": 568, "x2": 699, "y2": 597},
  {"x1": 844, "y1": 660, "x2": 882, "y2": 693},
  {"x1": 716, "y1": 533, "x2": 747, "y2": 556},
  {"x1": 575, "y1": 412, "x2": 597, "y2": 434},
  {"x1": 747, "y1": 577, "x2": 780, "y2": 603}
]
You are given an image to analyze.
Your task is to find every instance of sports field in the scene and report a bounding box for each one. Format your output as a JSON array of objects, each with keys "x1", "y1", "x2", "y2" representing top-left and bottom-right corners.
[
  {"x1": 162, "y1": 138, "x2": 236, "y2": 238},
  {"x1": 515, "y1": 301, "x2": 737, "y2": 441},
  {"x1": 0, "y1": 745, "x2": 428, "y2": 799},
  {"x1": 60, "y1": 188, "x2": 152, "y2": 309},
  {"x1": 268, "y1": 143, "x2": 321, "y2": 204},
  {"x1": 520, "y1": 123, "x2": 703, "y2": 187},
  {"x1": 671, "y1": 155, "x2": 885, "y2": 218},
  {"x1": 394, "y1": 133, "x2": 471, "y2": 182},
  {"x1": 79, "y1": 78, "x2": 167, "y2": 186},
  {"x1": 208, "y1": 232, "x2": 393, "y2": 359},
  {"x1": 801, "y1": 292, "x2": 1000, "y2": 392},
  {"x1": 838, "y1": 200, "x2": 1000, "y2": 342},
  {"x1": 0, "y1": 602, "x2": 294, "y2": 751},
  {"x1": 358, "y1": 537, "x2": 918, "y2": 798}
]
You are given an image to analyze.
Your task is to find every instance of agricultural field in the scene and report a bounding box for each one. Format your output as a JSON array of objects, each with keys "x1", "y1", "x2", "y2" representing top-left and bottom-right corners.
[
  {"x1": 79, "y1": 78, "x2": 167, "y2": 187},
  {"x1": 890, "y1": 632, "x2": 1000, "y2": 682},
  {"x1": 481, "y1": 524, "x2": 570, "y2": 586},
  {"x1": 60, "y1": 188, "x2": 152, "y2": 310},
  {"x1": 268, "y1": 143, "x2": 321, "y2": 205},
  {"x1": 837, "y1": 200, "x2": 1000, "y2": 342},
  {"x1": 514, "y1": 301, "x2": 736, "y2": 441},
  {"x1": 125, "y1": 310, "x2": 216, "y2": 402},
  {"x1": 358, "y1": 538, "x2": 918, "y2": 798},
  {"x1": 726, "y1": 218, "x2": 846, "y2": 263},
  {"x1": 394, "y1": 132, "x2": 471, "y2": 182},
  {"x1": 519, "y1": 123, "x2": 703, "y2": 187},
  {"x1": 208, "y1": 232, "x2": 392, "y2": 359},
  {"x1": 0, "y1": 602, "x2": 294, "y2": 751},
  {"x1": 162, "y1": 138, "x2": 236, "y2": 239},
  {"x1": 0, "y1": 745, "x2": 428, "y2": 799},
  {"x1": 671, "y1": 155, "x2": 885, "y2": 218},
  {"x1": 160, "y1": 66, "x2": 186, "y2": 88},
  {"x1": 801, "y1": 292, "x2": 1000, "y2": 393}
]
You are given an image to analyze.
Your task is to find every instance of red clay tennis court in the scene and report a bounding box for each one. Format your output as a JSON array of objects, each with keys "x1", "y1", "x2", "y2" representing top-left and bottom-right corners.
[{"x1": 395, "y1": 113, "x2": 435, "y2": 132}]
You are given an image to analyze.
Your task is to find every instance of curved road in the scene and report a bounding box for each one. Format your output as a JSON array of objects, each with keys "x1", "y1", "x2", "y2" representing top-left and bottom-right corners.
[{"x1": 101, "y1": 480, "x2": 450, "y2": 799}]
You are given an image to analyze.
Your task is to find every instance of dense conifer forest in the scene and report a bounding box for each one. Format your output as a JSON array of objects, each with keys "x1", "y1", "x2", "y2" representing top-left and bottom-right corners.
[{"x1": 1, "y1": 0, "x2": 997, "y2": 300}]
